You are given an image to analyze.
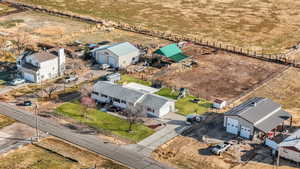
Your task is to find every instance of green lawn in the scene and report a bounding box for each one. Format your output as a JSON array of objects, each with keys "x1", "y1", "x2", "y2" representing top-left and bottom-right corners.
[
  {"x1": 155, "y1": 87, "x2": 179, "y2": 100},
  {"x1": 176, "y1": 96, "x2": 212, "y2": 116},
  {"x1": 55, "y1": 103, "x2": 154, "y2": 142},
  {"x1": 118, "y1": 74, "x2": 151, "y2": 86}
]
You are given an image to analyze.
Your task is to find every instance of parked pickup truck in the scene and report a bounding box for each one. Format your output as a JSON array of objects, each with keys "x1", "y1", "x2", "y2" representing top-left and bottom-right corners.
[
  {"x1": 64, "y1": 75, "x2": 78, "y2": 83},
  {"x1": 211, "y1": 142, "x2": 232, "y2": 155}
]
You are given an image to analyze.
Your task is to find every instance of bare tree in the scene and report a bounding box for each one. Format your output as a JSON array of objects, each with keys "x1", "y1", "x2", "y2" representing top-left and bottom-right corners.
[
  {"x1": 12, "y1": 33, "x2": 32, "y2": 56},
  {"x1": 80, "y1": 96, "x2": 96, "y2": 118},
  {"x1": 43, "y1": 86, "x2": 59, "y2": 100},
  {"x1": 124, "y1": 105, "x2": 143, "y2": 132}
]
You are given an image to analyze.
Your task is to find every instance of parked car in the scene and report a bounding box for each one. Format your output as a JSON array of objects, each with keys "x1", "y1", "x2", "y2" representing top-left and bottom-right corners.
[
  {"x1": 211, "y1": 142, "x2": 232, "y2": 155},
  {"x1": 97, "y1": 41, "x2": 111, "y2": 45},
  {"x1": 100, "y1": 64, "x2": 110, "y2": 70},
  {"x1": 23, "y1": 100, "x2": 32, "y2": 106},
  {"x1": 64, "y1": 75, "x2": 78, "y2": 83},
  {"x1": 186, "y1": 114, "x2": 202, "y2": 125},
  {"x1": 10, "y1": 78, "x2": 25, "y2": 86}
]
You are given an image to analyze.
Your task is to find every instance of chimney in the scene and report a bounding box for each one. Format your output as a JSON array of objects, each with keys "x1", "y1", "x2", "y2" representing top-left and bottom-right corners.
[{"x1": 58, "y1": 48, "x2": 65, "y2": 76}]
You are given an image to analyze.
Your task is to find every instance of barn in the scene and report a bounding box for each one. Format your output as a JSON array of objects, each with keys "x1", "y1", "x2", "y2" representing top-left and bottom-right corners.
[
  {"x1": 92, "y1": 42, "x2": 140, "y2": 68},
  {"x1": 224, "y1": 97, "x2": 292, "y2": 139}
]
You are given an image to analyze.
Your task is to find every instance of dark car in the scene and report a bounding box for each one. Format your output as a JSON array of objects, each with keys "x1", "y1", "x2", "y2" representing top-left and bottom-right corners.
[
  {"x1": 23, "y1": 101, "x2": 32, "y2": 106},
  {"x1": 97, "y1": 41, "x2": 111, "y2": 45}
]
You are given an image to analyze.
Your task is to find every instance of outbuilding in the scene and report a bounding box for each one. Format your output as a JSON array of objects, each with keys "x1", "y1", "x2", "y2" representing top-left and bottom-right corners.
[
  {"x1": 278, "y1": 129, "x2": 300, "y2": 163},
  {"x1": 92, "y1": 42, "x2": 140, "y2": 68},
  {"x1": 224, "y1": 97, "x2": 292, "y2": 139},
  {"x1": 213, "y1": 99, "x2": 227, "y2": 109}
]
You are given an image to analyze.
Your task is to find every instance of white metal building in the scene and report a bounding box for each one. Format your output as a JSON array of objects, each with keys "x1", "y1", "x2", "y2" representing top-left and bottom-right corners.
[
  {"x1": 91, "y1": 81, "x2": 175, "y2": 117},
  {"x1": 224, "y1": 97, "x2": 291, "y2": 139},
  {"x1": 278, "y1": 129, "x2": 300, "y2": 162},
  {"x1": 92, "y1": 42, "x2": 140, "y2": 68},
  {"x1": 17, "y1": 48, "x2": 65, "y2": 83}
]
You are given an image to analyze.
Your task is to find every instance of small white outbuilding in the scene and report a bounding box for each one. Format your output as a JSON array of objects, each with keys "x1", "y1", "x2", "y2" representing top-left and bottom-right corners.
[{"x1": 213, "y1": 99, "x2": 227, "y2": 109}]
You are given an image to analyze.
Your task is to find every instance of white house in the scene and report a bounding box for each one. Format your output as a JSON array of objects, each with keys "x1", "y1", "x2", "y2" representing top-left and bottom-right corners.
[
  {"x1": 92, "y1": 42, "x2": 140, "y2": 68},
  {"x1": 17, "y1": 48, "x2": 65, "y2": 83},
  {"x1": 213, "y1": 99, "x2": 227, "y2": 109},
  {"x1": 91, "y1": 81, "x2": 175, "y2": 117}
]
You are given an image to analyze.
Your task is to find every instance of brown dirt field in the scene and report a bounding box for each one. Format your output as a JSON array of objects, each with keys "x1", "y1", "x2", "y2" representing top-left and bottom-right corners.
[
  {"x1": 153, "y1": 136, "x2": 299, "y2": 169},
  {"x1": 156, "y1": 45, "x2": 286, "y2": 102},
  {"x1": 14, "y1": 0, "x2": 300, "y2": 53},
  {"x1": 0, "y1": 10, "x2": 168, "y2": 46},
  {"x1": 0, "y1": 137, "x2": 128, "y2": 169},
  {"x1": 239, "y1": 67, "x2": 300, "y2": 126}
]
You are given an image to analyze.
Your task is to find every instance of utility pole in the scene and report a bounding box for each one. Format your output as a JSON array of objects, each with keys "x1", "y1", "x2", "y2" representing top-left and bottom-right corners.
[{"x1": 34, "y1": 103, "x2": 40, "y2": 142}]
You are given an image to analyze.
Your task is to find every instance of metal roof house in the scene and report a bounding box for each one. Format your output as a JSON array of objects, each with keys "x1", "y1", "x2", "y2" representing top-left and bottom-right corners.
[
  {"x1": 154, "y1": 44, "x2": 189, "y2": 62},
  {"x1": 91, "y1": 81, "x2": 175, "y2": 117},
  {"x1": 224, "y1": 97, "x2": 292, "y2": 139},
  {"x1": 92, "y1": 42, "x2": 140, "y2": 68}
]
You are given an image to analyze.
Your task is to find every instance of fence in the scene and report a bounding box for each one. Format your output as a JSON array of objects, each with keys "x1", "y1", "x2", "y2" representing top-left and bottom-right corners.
[{"x1": 4, "y1": 0, "x2": 300, "y2": 69}]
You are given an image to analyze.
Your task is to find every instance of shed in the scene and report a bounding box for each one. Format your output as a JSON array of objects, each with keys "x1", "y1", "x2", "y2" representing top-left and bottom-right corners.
[
  {"x1": 213, "y1": 99, "x2": 227, "y2": 109},
  {"x1": 154, "y1": 44, "x2": 189, "y2": 62}
]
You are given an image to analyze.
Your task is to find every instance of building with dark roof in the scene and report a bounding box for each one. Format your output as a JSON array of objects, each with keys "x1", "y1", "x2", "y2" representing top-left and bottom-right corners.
[
  {"x1": 224, "y1": 97, "x2": 292, "y2": 139},
  {"x1": 91, "y1": 81, "x2": 175, "y2": 117}
]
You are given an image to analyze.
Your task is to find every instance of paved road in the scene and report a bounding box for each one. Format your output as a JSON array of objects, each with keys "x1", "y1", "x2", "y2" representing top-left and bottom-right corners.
[{"x1": 0, "y1": 102, "x2": 174, "y2": 169}]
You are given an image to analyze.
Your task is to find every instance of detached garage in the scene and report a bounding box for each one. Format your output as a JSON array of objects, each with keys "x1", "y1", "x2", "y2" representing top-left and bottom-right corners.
[
  {"x1": 92, "y1": 42, "x2": 140, "y2": 68},
  {"x1": 224, "y1": 97, "x2": 292, "y2": 140}
]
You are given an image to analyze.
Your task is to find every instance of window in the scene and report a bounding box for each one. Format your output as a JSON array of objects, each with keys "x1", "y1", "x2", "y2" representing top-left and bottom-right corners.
[
  {"x1": 114, "y1": 98, "x2": 120, "y2": 103},
  {"x1": 92, "y1": 91, "x2": 99, "y2": 95},
  {"x1": 121, "y1": 100, "x2": 126, "y2": 104},
  {"x1": 100, "y1": 94, "x2": 107, "y2": 98},
  {"x1": 147, "y1": 107, "x2": 154, "y2": 112}
]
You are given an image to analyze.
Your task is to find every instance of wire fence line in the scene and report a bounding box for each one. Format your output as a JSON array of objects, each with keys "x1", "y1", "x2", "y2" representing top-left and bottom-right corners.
[{"x1": 5, "y1": 0, "x2": 300, "y2": 68}]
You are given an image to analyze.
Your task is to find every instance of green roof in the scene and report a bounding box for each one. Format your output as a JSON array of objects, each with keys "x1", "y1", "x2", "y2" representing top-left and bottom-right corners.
[
  {"x1": 155, "y1": 44, "x2": 182, "y2": 57},
  {"x1": 168, "y1": 53, "x2": 189, "y2": 62},
  {"x1": 154, "y1": 44, "x2": 189, "y2": 62}
]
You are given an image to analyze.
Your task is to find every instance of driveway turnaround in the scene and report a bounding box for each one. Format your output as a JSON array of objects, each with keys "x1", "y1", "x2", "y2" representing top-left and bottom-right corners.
[{"x1": 0, "y1": 102, "x2": 174, "y2": 169}]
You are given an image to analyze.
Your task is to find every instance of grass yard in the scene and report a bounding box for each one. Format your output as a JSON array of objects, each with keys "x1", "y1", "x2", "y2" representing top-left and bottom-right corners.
[
  {"x1": 0, "y1": 114, "x2": 15, "y2": 129},
  {"x1": 55, "y1": 102, "x2": 154, "y2": 142},
  {"x1": 176, "y1": 96, "x2": 212, "y2": 116},
  {"x1": 155, "y1": 87, "x2": 179, "y2": 100},
  {"x1": 0, "y1": 19, "x2": 24, "y2": 28},
  {"x1": 0, "y1": 137, "x2": 128, "y2": 169},
  {"x1": 15, "y1": 0, "x2": 300, "y2": 53},
  {"x1": 118, "y1": 74, "x2": 152, "y2": 86}
]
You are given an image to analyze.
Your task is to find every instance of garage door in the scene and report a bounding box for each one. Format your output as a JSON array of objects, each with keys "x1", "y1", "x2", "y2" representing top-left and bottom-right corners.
[
  {"x1": 108, "y1": 56, "x2": 117, "y2": 68},
  {"x1": 98, "y1": 55, "x2": 108, "y2": 64},
  {"x1": 23, "y1": 72, "x2": 35, "y2": 82},
  {"x1": 240, "y1": 126, "x2": 251, "y2": 139},
  {"x1": 226, "y1": 118, "x2": 239, "y2": 135}
]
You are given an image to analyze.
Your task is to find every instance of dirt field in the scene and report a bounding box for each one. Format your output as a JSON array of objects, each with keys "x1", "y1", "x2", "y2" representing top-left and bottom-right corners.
[
  {"x1": 154, "y1": 45, "x2": 286, "y2": 101},
  {"x1": 13, "y1": 0, "x2": 300, "y2": 53},
  {"x1": 153, "y1": 136, "x2": 299, "y2": 169},
  {"x1": 240, "y1": 67, "x2": 300, "y2": 126},
  {"x1": 0, "y1": 137, "x2": 128, "y2": 169},
  {"x1": 0, "y1": 10, "x2": 168, "y2": 46}
]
